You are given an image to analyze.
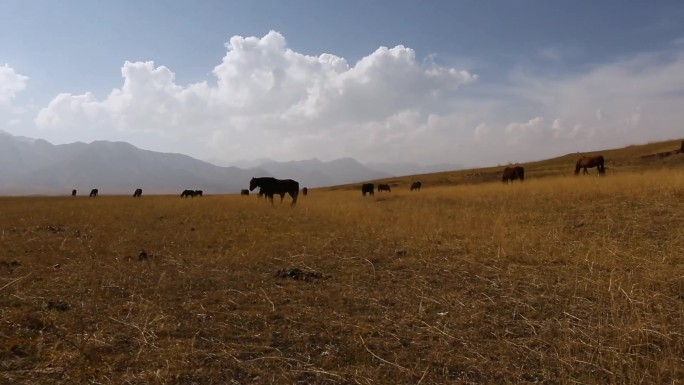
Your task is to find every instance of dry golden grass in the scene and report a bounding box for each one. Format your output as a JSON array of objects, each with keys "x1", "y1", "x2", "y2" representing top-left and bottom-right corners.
[{"x1": 1, "y1": 155, "x2": 684, "y2": 384}]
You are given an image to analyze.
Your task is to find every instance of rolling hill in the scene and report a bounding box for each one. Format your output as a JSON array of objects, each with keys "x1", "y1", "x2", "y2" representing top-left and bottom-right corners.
[{"x1": 324, "y1": 138, "x2": 684, "y2": 191}]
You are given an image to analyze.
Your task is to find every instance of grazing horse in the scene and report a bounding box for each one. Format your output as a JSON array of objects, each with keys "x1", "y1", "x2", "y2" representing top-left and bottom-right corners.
[
  {"x1": 302, "y1": 187, "x2": 308, "y2": 196},
  {"x1": 194, "y1": 190, "x2": 203, "y2": 197},
  {"x1": 575, "y1": 156, "x2": 605, "y2": 175},
  {"x1": 502, "y1": 166, "x2": 525, "y2": 183},
  {"x1": 240, "y1": 189, "x2": 250, "y2": 196},
  {"x1": 89, "y1": 189, "x2": 98, "y2": 197},
  {"x1": 377, "y1": 184, "x2": 391, "y2": 192},
  {"x1": 133, "y1": 188, "x2": 142, "y2": 197},
  {"x1": 181, "y1": 189, "x2": 196, "y2": 198},
  {"x1": 249, "y1": 177, "x2": 299, "y2": 207},
  {"x1": 410, "y1": 182, "x2": 422, "y2": 191},
  {"x1": 71, "y1": 189, "x2": 77, "y2": 197},
  {"x1": 361, "y1": 183, "x2": 374, "y2": 197}
]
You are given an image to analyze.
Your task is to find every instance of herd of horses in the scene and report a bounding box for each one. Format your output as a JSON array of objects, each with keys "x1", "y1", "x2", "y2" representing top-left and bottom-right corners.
[
  {"x1": 69, "y1": 155, "x2": 608, "y2": 205},
  {"x1": 181, "y1": 189, "x2": 203, "y2": 198},
  {"x1": 362, "y1": 155, "x2": 606, "y2": 194},
  {"x1": 502, "y1": 155, "x2": 605, "y2": 183},
  {"x1": 362, "y1": 181, "x2": 422, "y2": 196}
]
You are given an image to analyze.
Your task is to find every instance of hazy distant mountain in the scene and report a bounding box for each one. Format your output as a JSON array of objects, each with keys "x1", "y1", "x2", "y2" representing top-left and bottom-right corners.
[
  {"x1": 364, "y1": 161, "x2": 465, "y2": 176},
  {"x1": 210, "y1": 157, "x2": 276, "y2": 169},
  {"x1": 255, "y1": 157, "x2": 392, "y2": 188},
  {"x1": 0, "y1": 131, "x2": 264, "y2": 195},
  {"x1": 0, "y1": 131, "x2": 458, "y2": 195}
]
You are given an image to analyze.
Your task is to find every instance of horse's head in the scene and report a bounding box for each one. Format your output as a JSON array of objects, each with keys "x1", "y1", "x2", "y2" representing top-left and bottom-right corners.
[{"x1": 249, "y1": 178, "x2": 258, "y2": 191}]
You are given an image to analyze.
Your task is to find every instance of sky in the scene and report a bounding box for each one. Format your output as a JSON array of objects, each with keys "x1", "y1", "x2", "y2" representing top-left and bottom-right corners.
[{"x1": 2, "y1": 1, "x2": 684, "y2": 168}]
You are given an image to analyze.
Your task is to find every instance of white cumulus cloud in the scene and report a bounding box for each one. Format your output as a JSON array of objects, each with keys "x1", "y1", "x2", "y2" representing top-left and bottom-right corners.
[
  {"x1": 30, "y1": 31, "x2": 684, "y2": 167},
  {"x1": 35, "y1": 31, "x2": 478, "y2": 163},
  {"x1": 0, "y1": 64, "x2": 29, "y2": 105}
]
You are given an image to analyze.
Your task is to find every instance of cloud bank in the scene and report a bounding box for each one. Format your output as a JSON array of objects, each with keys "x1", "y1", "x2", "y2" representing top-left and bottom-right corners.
[
  {"x1": 35, "y1": 31, "x2": 477, "y2": 163},
  {"x1": 33, "y1": 31, "x2": 684, "y2": 166}
]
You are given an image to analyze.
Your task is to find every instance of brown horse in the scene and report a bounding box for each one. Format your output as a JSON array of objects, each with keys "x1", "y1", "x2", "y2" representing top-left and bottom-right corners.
[
  {"x1": 575, "y1": 155, "x2": 605, "y2": 175},
  {"x1": 502, "y1": 166, "x2": 524, "y2": 183}
]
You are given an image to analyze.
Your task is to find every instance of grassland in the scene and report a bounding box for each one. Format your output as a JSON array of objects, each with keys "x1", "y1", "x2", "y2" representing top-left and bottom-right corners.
[{"x1": 1, "y1": 142, "x2": 684, "y2": 384}]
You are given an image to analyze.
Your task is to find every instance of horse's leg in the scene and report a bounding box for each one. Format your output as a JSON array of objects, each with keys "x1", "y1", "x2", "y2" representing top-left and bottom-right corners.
[{"x1": 290, "y1": 190, "x2": 298, "y2": 207}]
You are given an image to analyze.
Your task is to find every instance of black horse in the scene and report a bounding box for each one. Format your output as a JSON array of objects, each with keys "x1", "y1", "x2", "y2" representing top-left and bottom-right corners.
[
  {"x1": 575, "y1": 156, "x2": 605, "y2": 175},
  {"x1": 377, "y1": 184, "x2": 391, "y2": 192},
  {"x1": 71, "y1": 189, "x2": 77, "y2": 197},
  {"x1": 410, "y1": 181, "x2": 422, "y2": 191},
  {"x1": 89, "y1": 189, "x2": 98, "y2": 197},
  {"x1": 181, "y1": 189, "x2": 196, "y2": 198},
  {"x1": 240, "y1": 189, "x2": 250, "y2": 196},
  {"x1": 249, "y1": 177, "x2": 299, "y2": 207},
  {"x1": 133, "y1": 188, "x2": 142, "y2": 197},
  {"x1": 502, "y1": 166, "x2": 525, "y2": 183},
  {"x1": 302, "y1": 187, "x2": 308, "y2": 196},
  {"x1": 362, "y1": 183, "x2": 374, "y2": 196}
]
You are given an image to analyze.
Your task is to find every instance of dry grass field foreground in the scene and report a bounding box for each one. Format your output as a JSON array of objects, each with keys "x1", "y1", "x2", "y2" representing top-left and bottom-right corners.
[{"x1": 1, "y1": 170, "x2": 683, "y2": 384}]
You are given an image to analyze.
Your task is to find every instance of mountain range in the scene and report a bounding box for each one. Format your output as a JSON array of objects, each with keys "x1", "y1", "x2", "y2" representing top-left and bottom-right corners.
[{"x1": 0, "y1": 131, "x2": 461, "y2": 195}]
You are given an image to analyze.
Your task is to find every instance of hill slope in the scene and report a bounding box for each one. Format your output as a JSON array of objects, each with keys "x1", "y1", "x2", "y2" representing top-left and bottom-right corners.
[{"x1": 325, "y1": 138, "x2": 684, "y2": 191}]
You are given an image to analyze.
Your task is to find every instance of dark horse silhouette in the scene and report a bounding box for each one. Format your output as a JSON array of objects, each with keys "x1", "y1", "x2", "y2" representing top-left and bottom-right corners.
[
  {"x1": 133, "y1": 188, "x2": 142, "y2": 197},
  {"x1": 377, "y1": 184, "x2": 391, "y2": 192},
  {"x1": 240, "y1": 189, "x2": 250, "y2": 196},
  {"x1": 410, "y1": 181, "x2": 422, "y2": 191},
  {"x1": 181, "y1": 189, "x2": 196, "y2": 198},
  {"x1": 302, "y1": 187, "x2": 308, "y2": 196},
  {"x1": 71, "y1": 189, "x2": 77, "y2": 197},
  {"x1": 89, "y1": 189, "x2": 98, "y2": 197},
  {"x1": 502, "y1": 166, "x2": 525, "y2": 183},
  {"x1": 575, "y1": 156, "x2": 605, "y2": 175},
  {"x1": 361, "y1": 183, "x2": 374, "y2": 197},
  {"x1": 249, "y1": 177, "x2": 299, "y2": 207}
]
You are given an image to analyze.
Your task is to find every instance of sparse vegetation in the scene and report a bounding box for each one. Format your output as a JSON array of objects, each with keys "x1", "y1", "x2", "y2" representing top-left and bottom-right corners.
[{"x1": 1, "y1": 141, "x2": 683, "y2": 384}]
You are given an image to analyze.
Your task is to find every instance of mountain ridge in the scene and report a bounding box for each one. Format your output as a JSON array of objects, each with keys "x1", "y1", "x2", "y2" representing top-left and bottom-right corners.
[{"x1": 0, "y1": 133, "x2": 409, "y2": 195}]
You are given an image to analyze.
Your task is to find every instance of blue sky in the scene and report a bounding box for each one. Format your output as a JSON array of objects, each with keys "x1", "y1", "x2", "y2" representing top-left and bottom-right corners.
[{"x1": 2, "y1": 1, "x2": 684, "y2": 166}]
